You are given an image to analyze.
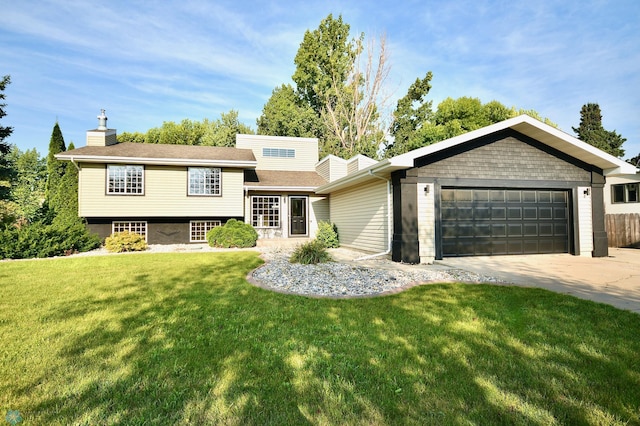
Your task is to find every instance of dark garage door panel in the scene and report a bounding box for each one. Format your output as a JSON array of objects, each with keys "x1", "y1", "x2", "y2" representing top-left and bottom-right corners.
[{"x1": 441, "y1": 189, "x2": 570, "y2": 256}]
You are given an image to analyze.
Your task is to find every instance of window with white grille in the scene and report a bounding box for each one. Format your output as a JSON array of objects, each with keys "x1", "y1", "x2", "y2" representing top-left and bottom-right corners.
[
  {"x1": 190, "y1": 220, "x2": 221, "y2": 242},
  {"x1": 251, "y1": 196, "x2": 280, "y2": 228},
  {"x1": 188, "y1": 167, "x2": 221, "y2": 196},
  {"x1": 107, "y1": 165, "x2": 144, "y2": 194},
  {"x1": 112, "y1": 221, "x2": 147, "y2": 240}
]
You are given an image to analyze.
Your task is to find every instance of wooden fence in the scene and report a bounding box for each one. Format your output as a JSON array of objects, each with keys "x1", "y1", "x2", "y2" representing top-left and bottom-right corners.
[{"x1": 606, "y1": 213, "x2": 640, "y2": 248}]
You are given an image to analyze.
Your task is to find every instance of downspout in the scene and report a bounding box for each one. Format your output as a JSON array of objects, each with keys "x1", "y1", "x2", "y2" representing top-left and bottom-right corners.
[
  {"x1": 355, "y1": 169, "x2": 393, "y2": 261},
  {"x1": 70, "y1": 157, "x2": 80, "y2": 171}
]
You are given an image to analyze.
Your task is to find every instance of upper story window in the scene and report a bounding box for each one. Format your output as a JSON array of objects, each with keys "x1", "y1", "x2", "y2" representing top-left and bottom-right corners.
[
  {"x1": 188, "y1": 167, "x2": 221, "y2": 196},
  {"x1": 612, "y1": 183, "x2": 639, "y2": 203},
  {"x1": 263, "y1": 147, "x2": 295, "y2": 158},
  {"x1": 107, "y1": 165, "x2": 144, "y2": 195}
]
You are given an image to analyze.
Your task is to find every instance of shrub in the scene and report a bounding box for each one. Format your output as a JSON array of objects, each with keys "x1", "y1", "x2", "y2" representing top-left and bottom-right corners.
[
  {"x1": 290, "y1": 239, "x2": 332, "y2": 264},
  {"x1": 0, "y1": 219, "x2": 101, "y2": 259},
  {"x1": 105, "y1": 231, "x2": 148, "y2": 253},
  {"x1": 206, "y1": 219, "x2": 258, "y2": 248},
  {"x1": 316, "y1": 221, "x2": 339, "y2": 248}
]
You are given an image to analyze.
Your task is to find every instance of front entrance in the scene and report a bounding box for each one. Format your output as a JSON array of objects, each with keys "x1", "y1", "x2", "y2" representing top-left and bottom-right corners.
[{"x1": 289, "y1": 196, "x2": 308, "y2": 236}]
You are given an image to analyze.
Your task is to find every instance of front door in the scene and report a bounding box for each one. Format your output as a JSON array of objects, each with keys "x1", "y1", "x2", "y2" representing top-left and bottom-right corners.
[{"x1": 289, "y1": 196, "x2": 307, "y2": 236}]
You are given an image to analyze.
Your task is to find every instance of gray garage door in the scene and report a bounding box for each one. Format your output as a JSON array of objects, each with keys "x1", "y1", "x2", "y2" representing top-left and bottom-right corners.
[{"x1": 441, "y1": 188, "x2": 569, "y2": 256}]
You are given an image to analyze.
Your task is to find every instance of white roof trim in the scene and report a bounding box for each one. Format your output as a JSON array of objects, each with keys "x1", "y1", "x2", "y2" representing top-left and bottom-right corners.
[{"x1": 55, "y1": 154, "x2": 257, "y2": 168}]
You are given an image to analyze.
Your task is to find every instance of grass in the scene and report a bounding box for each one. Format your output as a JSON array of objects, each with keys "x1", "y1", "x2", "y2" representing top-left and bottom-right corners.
[{"x1": 1, "y1": 251, "x2": 639, "y2": 425}]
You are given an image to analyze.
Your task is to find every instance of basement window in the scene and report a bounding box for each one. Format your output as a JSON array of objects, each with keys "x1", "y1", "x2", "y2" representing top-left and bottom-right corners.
[
  {"x1": 612, "y1": 183, "x2": 640, "y2": 203},
  {"x1": 190, "y1": 220, "x2": 221, "y2": 242},
  {"x1": 112, "y1": 221, "x2": 147, "y2": 241}
]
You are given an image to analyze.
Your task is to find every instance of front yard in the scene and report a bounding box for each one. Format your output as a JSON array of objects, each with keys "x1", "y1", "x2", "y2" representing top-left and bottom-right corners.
[{"x1": 1, "y1": 251, "x2": 639, "y2": 425}]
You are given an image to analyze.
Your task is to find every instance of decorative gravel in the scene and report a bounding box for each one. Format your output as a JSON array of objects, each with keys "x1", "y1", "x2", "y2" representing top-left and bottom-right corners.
[{"x1": 251, "y1": 251, "x2": 506, "y2": 297}]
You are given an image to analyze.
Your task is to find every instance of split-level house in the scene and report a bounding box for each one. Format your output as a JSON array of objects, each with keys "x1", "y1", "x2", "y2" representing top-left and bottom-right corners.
[
  {"x1": 57, "y1": 112, "x2": 636, "y2": 262},
  {"x1": 56, "y1": 111, "x2": 329, "y2": 244}
]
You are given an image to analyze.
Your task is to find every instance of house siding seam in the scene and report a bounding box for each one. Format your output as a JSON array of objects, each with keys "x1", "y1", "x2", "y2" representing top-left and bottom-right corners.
[
  {"x1": 577, "y1": 186, "x2": 594, "y2": 256},
  {"x1": 416, "y1": 136, "x2": 591, "y2": 182}
]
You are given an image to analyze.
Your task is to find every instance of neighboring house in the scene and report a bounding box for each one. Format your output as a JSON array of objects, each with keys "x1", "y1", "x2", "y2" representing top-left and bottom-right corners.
[
  {"x1": 315, "y1": 115, "x2": 636, "y2": 262},
  {"x1": 55, "y1": 111, "x2": 329, "y2": 244},
  {"x1": 603, "y1": 173, "x2": 640, "y2": 247},
  {"x1": 58, "y1": 112, "x2": 636, "y2": 261}
]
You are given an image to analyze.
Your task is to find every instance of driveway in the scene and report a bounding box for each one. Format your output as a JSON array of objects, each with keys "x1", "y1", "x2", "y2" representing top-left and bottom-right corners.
[{"x1": 438, "y1": 248, "x2": 640, "y2": 314}]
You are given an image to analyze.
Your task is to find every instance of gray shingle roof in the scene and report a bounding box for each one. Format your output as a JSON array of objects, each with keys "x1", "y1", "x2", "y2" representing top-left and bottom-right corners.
[{"x1": 244, "y1": 170, "x2": 327, "y2": 189}]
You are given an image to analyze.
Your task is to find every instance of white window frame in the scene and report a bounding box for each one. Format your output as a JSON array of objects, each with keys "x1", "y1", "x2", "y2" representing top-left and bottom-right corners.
[
  {"x1": 107, "y1": 165, "x2": 144, "y2": 195},
  {"x1": 251, "y1": 195, "x2": 281, "y2": 228},
  {"x1": 112, "y1": 221, "x2": 148, "y2": 241},
  {"x1": 188, "y1": 167, "x2": 221, "y2": 196},
  {"x1": 190, "y1": 220, "x2": 221, "y2": 242}
]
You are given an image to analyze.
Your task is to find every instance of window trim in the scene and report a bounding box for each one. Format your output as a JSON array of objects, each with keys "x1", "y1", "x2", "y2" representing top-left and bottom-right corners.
[
  {"x1": 251, "y1": 195, "x2": 281, "y2": 228},
  {"x1": 106, "y1": 165, "x2": 145, "y2": 195},
  {"x1": 189, "y1": 220, "x2": 222, "y2": 242},
  {"x1": 188, "y1": 167, "x2": 222, "y2": 197},
  {"x1": 112, "y1": 221, "x2": 148, "y2": 241},
  {"x1": 612, "y1": 183, "x2": 640, "y2": 204}
]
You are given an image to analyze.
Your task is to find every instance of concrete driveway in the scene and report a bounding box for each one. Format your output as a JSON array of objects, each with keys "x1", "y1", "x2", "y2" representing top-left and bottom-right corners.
[{"x1": 438, "y1": 248, "x2": 640, "y2": 314}]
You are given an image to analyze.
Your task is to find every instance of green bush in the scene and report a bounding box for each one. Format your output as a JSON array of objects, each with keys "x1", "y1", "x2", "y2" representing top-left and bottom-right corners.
[
  {"x1": 316, "y1": 221, "x2": 339, "y2": 248},
  {"x1": 105, "y1": 231, "x2": 148, "y2": 253},
  {"x1": 0, "y1": 219, "x2": 101, "y2": 259},
  {"x1": 206, "y1": 219, "x2": 258, "y2": 248},
  {"x1": 290, "y1": 239, "x2": 332, "y2": 264}
]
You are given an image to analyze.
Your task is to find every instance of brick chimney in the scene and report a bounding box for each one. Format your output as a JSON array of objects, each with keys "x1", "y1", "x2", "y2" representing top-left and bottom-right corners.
[{"x1": 86, "y1": 109, "x2": 117, "y2": 146}]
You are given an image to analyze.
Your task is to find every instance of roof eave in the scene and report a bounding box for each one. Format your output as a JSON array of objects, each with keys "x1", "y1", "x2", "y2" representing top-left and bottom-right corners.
[
  {"x1": 244, "y1": 185, "x2": 320, "y2": 192},
  {"x1": 55, "y1": 154, "x2": 257, "y2": 168}
]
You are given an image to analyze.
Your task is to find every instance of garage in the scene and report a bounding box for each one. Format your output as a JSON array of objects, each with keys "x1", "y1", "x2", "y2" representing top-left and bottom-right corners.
[{"x1": 441, "y1": 188, "x2": 570, "y2": 257}]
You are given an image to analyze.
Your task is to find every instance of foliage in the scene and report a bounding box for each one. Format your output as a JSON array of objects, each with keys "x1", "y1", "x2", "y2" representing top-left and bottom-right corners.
[
  {"x1": 386, "y1": 72, "x2": 434, "y2": 158},
  {"x1": 289, "y1": 239, "x2": 332, "y2": 264},
  {"x1": 315, "y1": 221, "x2": 339, "y2": 248},
  {"x1": 206, "y1": 218, "x2": 258, "y2": 248},
  {"x1": 0, "y1": 75, "x2": 14, "y2": 203},
  {"x1": 104, "y1": 230, "x2": 148, "y2": 253},
  {"x1": 7, "y1": 147, "x2": 46, "y2": 222},
  {"x1": 572, "y1": 103, "x2": 626, "y2": 158},
  {"x1": 45, "y1": 122, "x2": 67, "y2": 212},
  {"x1": 257, "y1": 84, "x2": 323, "y2": 138},
  {"x1": 118, "y1": 111, "x2": 254, "y2": 147},
  {"x1": 52, "y1": 141, "x2": 79, "y2": 224},
  {"x1": 2, "y1": 252, "x2": 640, "y2": 424},
  {"x1": 0, "y1": 219, "x2": 100, "y2": 259},
  {"x1": 628, "y1": 153, "x2": 640, "y2": 167},
  {"x1": 259, "y1": 14, "x2": 389, "y2": 159},
  {"x1": 384, "y1": 95, "x2": 558, "y2": 157}
]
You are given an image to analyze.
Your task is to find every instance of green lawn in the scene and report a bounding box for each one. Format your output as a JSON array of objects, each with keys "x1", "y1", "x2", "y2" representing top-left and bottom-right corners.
[{"x1": 1, "y1": 252, "x2": 639, "y2": 425}]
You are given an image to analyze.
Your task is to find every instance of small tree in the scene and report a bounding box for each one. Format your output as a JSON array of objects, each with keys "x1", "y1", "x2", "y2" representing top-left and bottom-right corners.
[
  {"x1": 45, "y1": 122, "x2": 67, "y2": 213},
  {"x1": 0, "y1": 75, "x2": 14, "y2": 204}
]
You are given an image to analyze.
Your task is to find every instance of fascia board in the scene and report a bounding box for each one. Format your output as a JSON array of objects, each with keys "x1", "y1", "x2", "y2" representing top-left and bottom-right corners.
[
  {"x1": 244, "y1": 186, "x2": 319, "y2": 192},
  {"x1": 55, "y1": 154, "x2": 257, "y2": 168}
]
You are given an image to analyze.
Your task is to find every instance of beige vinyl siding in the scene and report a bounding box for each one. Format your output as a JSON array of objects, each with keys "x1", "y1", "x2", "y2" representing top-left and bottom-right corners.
[
  {"x1": 79, "y1": 163, "x2": 244, "y2": 217},
  {"x1": 315, "y1": 155, "x2": 347, "y2": 183},
  {"x1": 309, "y1": 196, "x2": 329, "y2": 236},
  {"x1": 236, "y1": 134, "x2": 318, "y2": 171},
  {"x1": 577, "y1": 186, "x2": 594, "y2": 256},
  {"x1": 316, "y1": 158, "x2": 331, "y2": 181},
  {"x1": 330, "y1": 179, "x2": 390, "y2": 253}
]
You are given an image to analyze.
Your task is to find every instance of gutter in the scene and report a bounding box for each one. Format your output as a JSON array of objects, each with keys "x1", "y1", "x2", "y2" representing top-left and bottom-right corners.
[{"x1": 355, "y1": 169, "x2": 393, "y2": 261}]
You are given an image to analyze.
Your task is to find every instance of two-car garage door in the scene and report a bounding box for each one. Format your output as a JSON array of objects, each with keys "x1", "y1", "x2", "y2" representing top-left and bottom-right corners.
[{"x1": 441, "y1": 188, "x2": 570, "y2": 257}]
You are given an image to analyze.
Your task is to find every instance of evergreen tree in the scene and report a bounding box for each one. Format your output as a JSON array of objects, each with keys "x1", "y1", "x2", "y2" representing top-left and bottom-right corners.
[
  {"x1": 53, "y1": 141, "x2": 79, "y2": 225},
  {"x1": 0, "y1": 75, "x2": 14, "y2": 202},
  {"x1": 45, "y1": 122, "x2": 67, "y2": 213},
  {"x1": 572, "y1": 103, "x2": 626, "y2": 158}
]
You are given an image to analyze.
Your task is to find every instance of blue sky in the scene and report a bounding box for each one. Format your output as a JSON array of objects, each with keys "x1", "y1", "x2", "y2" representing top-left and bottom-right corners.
[{"x1": 1, "y1": 0, "x2": 639, "y2": 160}]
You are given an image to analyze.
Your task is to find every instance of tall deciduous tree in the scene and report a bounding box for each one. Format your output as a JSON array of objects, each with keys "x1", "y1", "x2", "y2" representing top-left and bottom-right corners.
[
  {"x1": 572, "y1": 103, "x2": 625, "y2": 158},
  {"x1": 385, "y1": 72, "x2": 434, "y2": 158},
  {"x1": 257, "y1": 84, "x2": 323, "y2": 138}
]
